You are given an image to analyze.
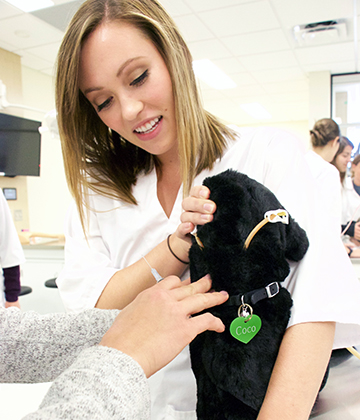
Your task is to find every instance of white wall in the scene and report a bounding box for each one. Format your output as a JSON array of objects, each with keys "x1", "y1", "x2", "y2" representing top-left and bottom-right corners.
[
  {"x1": 241, "y1": 71, "x2": 332, "y2": 152},
  {"x1": 21, "y1": 66, "x2": 55, "y2": 120},
  {"x1": 0, "y1": 51, "x2": 71, "y2": 234},
  {"x1": 21, "y1": 66, "x2": 72, "y2": 234},
  {"x1": 308, "y1": 71, "x2": 331, "y2": 128},
  {"x1": 237, "y1": 120, "x2": 309, "y2": 149},
  {"x1": 26, "y1": 129, "x2": 72, "y2": 234}
]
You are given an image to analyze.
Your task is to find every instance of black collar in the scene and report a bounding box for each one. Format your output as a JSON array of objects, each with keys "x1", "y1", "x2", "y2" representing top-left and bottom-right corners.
[{"x1": 225, "y1": 282, "x2": 280, "y2": 307}]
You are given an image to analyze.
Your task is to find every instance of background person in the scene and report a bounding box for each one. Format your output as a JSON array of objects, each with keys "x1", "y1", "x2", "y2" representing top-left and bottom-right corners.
[
  {"x1": 331, "y1": 137, "x2": 360, "y2": 243},
  {"x1": 351, "y1": 154, "x2": 360, "y2": 196},
  {"x1": 0, "y1": 189, "x2": 25, "y2": 308},
  {"x1": 347, "y1": 155, "x2": 360, "y2": 256},
  {"x1": 306, "y1": 118, "x2": 341, "y2": 227},
  {"x1": 331, "y1": 136, "x2": 354, "y2": 185},
  {"x1": 55, "y1": 1, "x2": 360, "y2": 419}
]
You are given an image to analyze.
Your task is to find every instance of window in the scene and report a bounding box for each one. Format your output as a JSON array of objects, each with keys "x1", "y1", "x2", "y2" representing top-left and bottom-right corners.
[{"x1": 332, "y1": 73, "x2": 360, "y2": 156}]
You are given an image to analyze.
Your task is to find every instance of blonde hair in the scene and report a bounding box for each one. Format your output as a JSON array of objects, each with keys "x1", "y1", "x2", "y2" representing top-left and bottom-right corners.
[{"x1": 56, "y1": 0, "x2": 234, "y2": 230}]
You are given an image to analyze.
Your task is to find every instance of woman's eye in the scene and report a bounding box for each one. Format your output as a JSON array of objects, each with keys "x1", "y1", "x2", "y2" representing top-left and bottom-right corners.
[
  {"x1": 130, "y1": 69, "x2": 149, "y2": 87},
  {"x1": 97, "y1": 97, "x2": 113, "y2": 112}
]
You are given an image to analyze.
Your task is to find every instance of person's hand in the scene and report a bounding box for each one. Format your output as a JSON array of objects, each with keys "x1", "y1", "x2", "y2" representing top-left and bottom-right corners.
[
  {"x1": 100, "y1": 275, "x2": 228, "y2": 378},
  {"x1": 170, "y1": 186, "x2": 216, "y2": 261},
  {"x1": 5, "y1": 300, "x2": 20, "y2": 309},
  {"x1": 353, "y1": 221, "x2": 360, "y2": 241},
  {"x1": 180, "y1": 185, "x2": 216, "y2": 233},
  {"x1": 346, "y1": 244, "x2": 360, "y2": 258},
  {"x1": 350, "y1": 248, "x2": 360, "y2": 258}
]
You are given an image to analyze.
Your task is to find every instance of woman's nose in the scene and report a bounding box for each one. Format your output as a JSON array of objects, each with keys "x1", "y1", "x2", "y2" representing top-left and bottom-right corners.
[{"x1": 120, "y1": 95, "x2": 144, "y2": 121}]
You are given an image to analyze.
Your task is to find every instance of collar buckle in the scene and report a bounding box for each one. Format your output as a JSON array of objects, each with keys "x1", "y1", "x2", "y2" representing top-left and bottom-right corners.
[{"x1": 265, "y1": 282, "x2": 279, "y2": 298}]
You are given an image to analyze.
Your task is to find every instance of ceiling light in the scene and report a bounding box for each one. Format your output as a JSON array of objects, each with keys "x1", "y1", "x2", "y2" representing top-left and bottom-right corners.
[
  {"x1": 5, "y1": 0, "x2": 54, "y2": 13},
  {"x1": 240, "y1": 103, "x2": 272, "y2": 120},
  {"x1": 14, "y1": 30, "x2": 31, "y2": 38},
  {"x1": 292, "y1": 19, "x2": 348, "y2": 47},
  {"x1": 193, "y1": 59, "x2": 236, "y2": 90}
]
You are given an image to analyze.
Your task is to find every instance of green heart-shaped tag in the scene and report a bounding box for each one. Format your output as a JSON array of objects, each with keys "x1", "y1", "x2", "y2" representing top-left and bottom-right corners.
[{"x1": 230, "y1": 314, "x2": 262, "y2": 344}]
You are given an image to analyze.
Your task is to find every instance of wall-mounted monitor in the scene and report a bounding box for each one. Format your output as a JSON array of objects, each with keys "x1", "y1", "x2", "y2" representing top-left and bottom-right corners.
[
  {"x1": 0, "y1": 113, "x2": 41, "y2": 177},
  {"x1": 2, "y1": 188, "x2": 17, "y2": 200}
]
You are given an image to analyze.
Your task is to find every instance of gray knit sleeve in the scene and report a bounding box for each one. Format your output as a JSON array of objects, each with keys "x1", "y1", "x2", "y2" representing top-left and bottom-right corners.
[
  {"x1": 0, "y1": 307, "x2": 119, "y2": 383},
  {"x1": 22, "y1": 346, "x2": 151, "y2": 420}
]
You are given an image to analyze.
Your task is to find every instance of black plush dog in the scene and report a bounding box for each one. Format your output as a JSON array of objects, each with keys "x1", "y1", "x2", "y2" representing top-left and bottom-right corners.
[{"x1": 189, "y1": 169, "x2": 309, "y2": 420}]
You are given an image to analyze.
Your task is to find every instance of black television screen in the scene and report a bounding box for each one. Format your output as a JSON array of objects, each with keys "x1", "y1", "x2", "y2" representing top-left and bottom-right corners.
[{"x1": 0, "y1": 113, "x2": 41, "y2": 177}]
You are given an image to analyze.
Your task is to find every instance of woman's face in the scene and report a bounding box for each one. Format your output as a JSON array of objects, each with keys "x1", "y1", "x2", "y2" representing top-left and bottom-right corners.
[
  {"x1": 79, "y1": 21, "x2": 177, "y2": 161},
  {"x1": 330, "y1": 137, "x2": 340, "y2": 161},
  {"x1": 335, "y1": 145, "x2": 353, "y2": 173},
  {"x1": 352, "y1": 161, "x2": 360, "y2": 179}
]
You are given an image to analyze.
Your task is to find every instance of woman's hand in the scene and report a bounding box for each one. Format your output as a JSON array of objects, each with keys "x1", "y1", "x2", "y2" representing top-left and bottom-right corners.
[
  {"x1": 96, "y1": 187, "x2": 217, "y2": 309},
  {"x1": 181, "y1": 186, "x2": 216, "y2": 231},
  {"x1": 169, "y1": 186, "x2": 216, "y2": 262},
  {"x1": 100, "y1": 275, "x2": 228, "y2": 377},
  {"x1": 353, "y1": 222, "x2": 360, "y2": 241}
]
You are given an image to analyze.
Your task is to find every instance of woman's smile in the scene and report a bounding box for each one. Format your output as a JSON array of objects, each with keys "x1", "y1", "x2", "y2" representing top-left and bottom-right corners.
[{"x1": 133, "y1": 116, "x2": 163, "y2": 139}]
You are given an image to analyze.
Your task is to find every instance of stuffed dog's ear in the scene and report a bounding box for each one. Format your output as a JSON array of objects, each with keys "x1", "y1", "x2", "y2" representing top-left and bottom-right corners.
[{"x1": 284, "y1": 217, "x2": 309, "y2": 262}]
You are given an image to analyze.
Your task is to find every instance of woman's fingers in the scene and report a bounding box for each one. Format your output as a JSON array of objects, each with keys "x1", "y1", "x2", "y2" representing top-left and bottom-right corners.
[
  {"x1": 175, "y1": 221, "x2": 194, "y2": 240},
  {"x1": 181, "y1": 277, "x2": 191, "y2": 286},
  {"x1": 189, "y1": 185, "x2": 211, "y2": 199},
  {"x1": 180, "y1": 285, "x2": 228, "y2": 316},
  {"x1": 181, "y1": 186, "x2": 216, "y2": 225},
  {"x1": 175, "y1": 184, "x2": 216, "y2": 245},
  {"x1": 189, "y1": 312, "x2": 226, "y2": 334},
  {"x1": 158, "y1": 274, "x2": 211, "y2": 296},
  {"x1": 159, "y1": 275, "x2": 228, "y2": 315},
  {"x1": 101, "y1": 274, "x2": 228, "y2": 378}
]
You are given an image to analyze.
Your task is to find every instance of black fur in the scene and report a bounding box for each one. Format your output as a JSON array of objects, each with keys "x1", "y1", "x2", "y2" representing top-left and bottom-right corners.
[{"x1": 189, "y1": 170, "x2": 309, "y2": 420}]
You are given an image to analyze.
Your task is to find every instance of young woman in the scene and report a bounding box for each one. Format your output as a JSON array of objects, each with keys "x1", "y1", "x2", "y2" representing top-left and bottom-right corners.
[
  {"x1": 351, "y1": 154, "x2": 360, "y2": 196},
  {"x1": 309, "y1": 118, "x2": 340, "y2": 162},
  {"x1": 306, "y1": 118, "x2": 341, "y2": 226},
  {"x1": 346, "y1": 154, "x2": 360, "y2": 256},
  {"x1": 55, "y1": 1, "x2": 360, "y2": 419},
  {"x1": 332, "y1": 137, "x2": 360, "y2": 242},
  {"x1": 332, "y1": 136, "x2": 354, "y2": 185}
]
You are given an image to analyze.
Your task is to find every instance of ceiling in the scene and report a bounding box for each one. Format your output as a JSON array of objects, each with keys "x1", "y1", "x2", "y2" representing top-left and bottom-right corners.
[{"x1": 0, "y1": 0, "x2": 359, "y2": 126}]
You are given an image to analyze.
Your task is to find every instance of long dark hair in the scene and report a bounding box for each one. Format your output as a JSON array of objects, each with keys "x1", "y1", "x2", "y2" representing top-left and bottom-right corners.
[{"x1": 331, "y1": 136, "x2": 354, "y2": 183}]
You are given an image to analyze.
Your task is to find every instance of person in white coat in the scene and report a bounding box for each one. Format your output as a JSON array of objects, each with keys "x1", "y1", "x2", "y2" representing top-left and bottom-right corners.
[
  {"x1": 351, "y1": 154, "x2": 360, "y2": 196},
  {"x1": 332, "y1": 137, "x2": 360, "y2": 245},
  {"x1": 305, "y1": 118, "x2": 341, "y2": 228},
  {"x1": 0, "y1": 189, "x2": 25, "y2": 308},
  {"x1": 55, "y1": 1, "x2": 360, "y2": 419},
  {"x1": 342, "y1": 153, "x2": 360, "y2": 229}
]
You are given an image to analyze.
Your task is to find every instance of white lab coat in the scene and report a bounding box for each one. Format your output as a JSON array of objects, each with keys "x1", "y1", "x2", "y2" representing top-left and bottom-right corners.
[
  {"x1": 0, "y1": 189, "x2": 25, "y2": 306},
  {"x1": 57, "y1": 127, "x2": 360, "y2": 419},
  {"x1": 341, "y1": 176, "x2": 360, "y2": 226},
  {"x1": 305, "y1": 150, "x2": 342, "y2": 229}
]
